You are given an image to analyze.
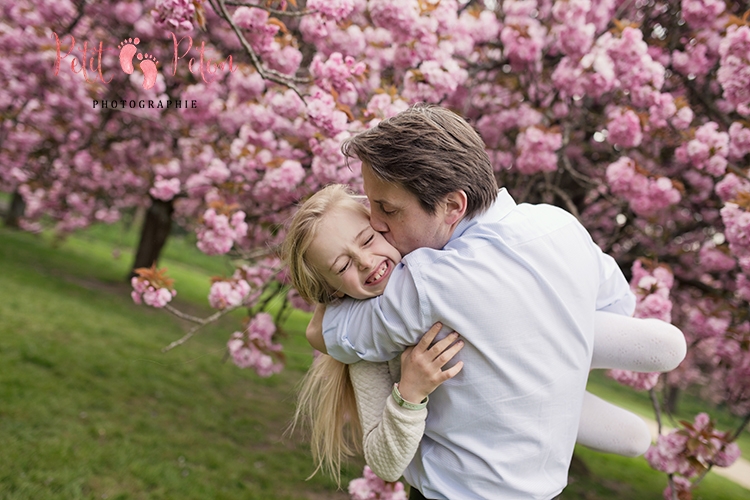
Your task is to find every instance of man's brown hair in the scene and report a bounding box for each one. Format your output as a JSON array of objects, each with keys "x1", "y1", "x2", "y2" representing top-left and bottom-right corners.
[{"x1": 341, "y1": 104, "x2": 498, "y2": 217}]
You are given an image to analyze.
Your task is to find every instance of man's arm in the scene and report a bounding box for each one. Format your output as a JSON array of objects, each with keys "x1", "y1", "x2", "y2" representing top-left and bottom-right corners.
[
  {"x1": 584, "y1": 227, "x2": 636, "y2": 316},
  {"x1": 322, "y1": 263, "x2": 430, "y2": 364},
  {"x1": 306, "y1": 304, "x2": 327, "y2": 353}
]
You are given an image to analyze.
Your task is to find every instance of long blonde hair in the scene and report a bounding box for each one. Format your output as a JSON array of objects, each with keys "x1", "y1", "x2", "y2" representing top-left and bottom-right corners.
[
  {"x1": 290, "y1": 354, "x2": 362, "y2": 487},
  {"x1": 283, "y1": 184, "x2": 368, "y2": 486}
]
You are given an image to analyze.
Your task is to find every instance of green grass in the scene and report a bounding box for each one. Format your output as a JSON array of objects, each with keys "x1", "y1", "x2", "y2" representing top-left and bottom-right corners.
[
  {"x1": 0, "y1": 219, "x2": 747, "y2": 499},
  {"x1": 0, "y1": 225, "x2": 357, "y2": 500}
]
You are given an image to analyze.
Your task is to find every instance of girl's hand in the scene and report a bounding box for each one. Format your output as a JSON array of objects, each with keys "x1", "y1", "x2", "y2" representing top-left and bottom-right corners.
[{"x1": 397, "y1": 322, "x2": 464, "y2": 404}]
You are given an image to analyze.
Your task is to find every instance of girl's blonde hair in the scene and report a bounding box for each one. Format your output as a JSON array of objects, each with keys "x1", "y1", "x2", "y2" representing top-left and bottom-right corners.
[
  {"x1": 282, "y1": 183, "x2": 369, "y2": 304},
  {"x1": 283, "y1": 184, "x2": 368, "y2": 486},
  {"x1": 290, "y1": 354, "x2": 362, "y2": 487}
]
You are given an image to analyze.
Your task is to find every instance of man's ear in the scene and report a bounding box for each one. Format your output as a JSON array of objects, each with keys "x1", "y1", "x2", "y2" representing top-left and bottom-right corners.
[{"x1": 443, "y1": 190, "x2": 468, "y2": 226}]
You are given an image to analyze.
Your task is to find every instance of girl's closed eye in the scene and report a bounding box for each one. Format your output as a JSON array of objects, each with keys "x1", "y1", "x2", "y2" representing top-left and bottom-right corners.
[
  {"x1": 337, "y1": 260, "x2": 351, "y2": 274},
  {"x1": 364, "y1": 234, "x2": 374, "y2": 245}
]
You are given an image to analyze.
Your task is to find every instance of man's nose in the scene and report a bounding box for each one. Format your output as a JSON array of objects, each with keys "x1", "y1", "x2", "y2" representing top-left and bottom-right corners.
[{"x1": 369, "y1": 213, "x2": 388, "y2": 233}]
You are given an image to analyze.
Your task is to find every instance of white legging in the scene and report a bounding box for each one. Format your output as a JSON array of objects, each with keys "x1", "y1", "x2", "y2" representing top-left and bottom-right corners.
[{"x1": 577, "y1": 312, "x2": 686, "y2": 457}]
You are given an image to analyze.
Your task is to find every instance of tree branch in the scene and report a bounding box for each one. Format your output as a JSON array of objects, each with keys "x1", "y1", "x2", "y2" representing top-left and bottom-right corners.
[
  {"x1": 213, "y1": 0, "x2": 309, "y2": 98},
  {"x1": 161, "y1": 304, "x2": 241, "y2": 352}
]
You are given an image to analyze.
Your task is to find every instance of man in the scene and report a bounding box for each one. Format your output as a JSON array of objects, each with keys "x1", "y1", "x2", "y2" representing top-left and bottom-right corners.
[{"x1": 319, "y1": 104, "x2": 635, "y2": 499}]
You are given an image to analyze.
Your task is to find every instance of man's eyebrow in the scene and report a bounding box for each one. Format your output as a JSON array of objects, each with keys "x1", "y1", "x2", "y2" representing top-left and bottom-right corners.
[{"x1": 328, "y1": 226, "x2": 370, "y2": 272}]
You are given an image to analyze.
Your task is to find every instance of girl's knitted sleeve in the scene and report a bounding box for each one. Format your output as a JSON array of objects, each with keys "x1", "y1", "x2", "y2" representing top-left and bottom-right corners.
[{"x1": 349, "y1": 360, "x2": 427, "y2": 482}]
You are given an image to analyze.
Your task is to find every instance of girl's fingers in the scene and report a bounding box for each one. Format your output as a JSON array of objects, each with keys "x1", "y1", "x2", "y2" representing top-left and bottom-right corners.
[
  {"x1": 429, "y1": 331, "x2": 461, "y2": 357},
  {"x1": 440, "y1": 360, "x2": 464, "y2": 380},
  {"x1": 401, "y1": 345, "x2": 414, "y2": 362},
  {"x1": 416, "y1": 322, "x2": 443, "y2": 351},
  {"x1": 435, "y1": 339, "x2": 464, "y2": 366}
]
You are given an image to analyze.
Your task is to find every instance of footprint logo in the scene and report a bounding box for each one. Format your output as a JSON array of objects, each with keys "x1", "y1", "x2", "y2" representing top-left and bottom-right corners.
[
  {"x1": 117, "y1": 38, "x2": 140, "y2": 75},
  {"x1": 137, "y1": 53, "x2": 159, "y2": 90},
  {"x1": 117, "y1": 37, "x2": 159, "y2": 90}
]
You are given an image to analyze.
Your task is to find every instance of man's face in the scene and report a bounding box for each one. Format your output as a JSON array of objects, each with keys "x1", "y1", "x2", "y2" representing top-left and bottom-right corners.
[{"x1": 362, "y1": 164, "x2": 452, "y2": 255}]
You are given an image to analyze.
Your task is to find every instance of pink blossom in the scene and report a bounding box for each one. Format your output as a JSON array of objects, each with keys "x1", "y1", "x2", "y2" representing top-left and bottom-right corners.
[
  {"x1": 514, "y1": 126, "x2": 562, "y2": 175},
  {"x1": 699, "y1": 242, "x2": 736, "y2": 272},
  {"x1": 648, "y1": 93, "x2": 677, "y2": 129},
  {"x1": 606, "y1": 108, "x2": 642, "y2": 148},
  {"x1": 310, "y1": 52, "x2": 366, "y2": 101},
  {"x1": 551, "y1": 0, "x2": 595, "y2": 58},
  {"x1": 728, "y1": 122, "x2": 750, "y2": 161},
  {"x1": 403, "y1": 59, "x2": 468, "y2": 103},
  {"x1": 715, "y1": 173, "x2": 750, "y2": 202},
  {"x1": 718, "y1": 25, "x2": 750, "y2": 116},
  {"x1": 152, "y1": 0, "x2": 196, "y2": 34},
  {"x1": 232, "y1": 6, "x2": 269, "y2": 30},
  {"x1": 606, "y1": 157, "x2": 681, "y2": 217},
  {"x1": 608, "y1": 369, "x2": 661, "y2": 391},
  {"x1": 131, "y1": 277, "x2": 176, "y2": 308},
  {"x1": 672, "y1": 42, "x2": 715, "y2": 78},
  {"x1": 306, "y1": 0, "x2": 355, "y2": 21},
  {"x1": 208, "y1": 279, "x2": 251, "y2": 309},
  {"x1": 662, "y1": 475, "x2": 692, "y2": 500},
  {"x1": 149, "y1": 176, "x2": 181, "y2": 201},
  {"x1": 287, "y1": 289, "x2": 314, "y2": 313},
  {"x1": 348, "y1": 466, "x2": 408, "y2": 500},
  {"x1": 368, "y1": 0, "x2": 420, "y2": 41},
  {"x1": 227, "y1": 313, "x2": 283, "y2": 376},
  {"x1": 720, "y1": 203, "x2": 750, "y2": 271},
  {"x1": 306, "y1": 90, "x2": 349, "y2": 137},
  {"x1": 681, "y1": 0, "x2": 725, "y2": 29},
  {"x1": 196, "y1": 208, "x2": 249, "y2": 255},
  {"x1": 265, "y1": 44, "x2": 304, "y2": 76},
  {"x1": 253, "y1": 160, "x2": 305, "y2": 203},
  {"x1": 501, "y1": 14, "x2": 547, "y2": 70},
  {"x1": 671, "y1": 106, "x2": 694, "y2": 130}
]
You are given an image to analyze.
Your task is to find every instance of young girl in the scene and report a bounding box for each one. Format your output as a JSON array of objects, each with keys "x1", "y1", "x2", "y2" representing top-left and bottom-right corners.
[{"x1": 284, "y1": 184, "x2": 686, "y2": 486}]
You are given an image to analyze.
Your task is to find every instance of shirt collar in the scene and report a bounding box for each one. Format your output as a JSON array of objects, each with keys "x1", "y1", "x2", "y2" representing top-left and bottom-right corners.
[{"x1": 449, "y1": 188, "x2": 516, "y2": 243}]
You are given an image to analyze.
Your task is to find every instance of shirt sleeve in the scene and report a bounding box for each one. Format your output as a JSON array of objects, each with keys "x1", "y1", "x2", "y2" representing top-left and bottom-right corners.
[
  {"x1": 586, "y1": 229, "x2": 636, "y2": 316},
  {"x1": 322, "y1": 263, "x2": 428, "y2": 363},
  {"x1": 349, "y1": 360, "x2": 426, "y2": 482}
]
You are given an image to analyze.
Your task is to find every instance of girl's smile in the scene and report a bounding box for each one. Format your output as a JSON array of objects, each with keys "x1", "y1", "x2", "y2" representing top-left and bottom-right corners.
[{"x1": 307, "y1": 205, "x2": 402, "y2": 300}]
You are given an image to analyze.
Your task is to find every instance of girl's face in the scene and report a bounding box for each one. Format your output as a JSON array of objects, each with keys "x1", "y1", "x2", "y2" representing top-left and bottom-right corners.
[{"x1": 307, "y1": 204, "x2": 402, "y2": 300}]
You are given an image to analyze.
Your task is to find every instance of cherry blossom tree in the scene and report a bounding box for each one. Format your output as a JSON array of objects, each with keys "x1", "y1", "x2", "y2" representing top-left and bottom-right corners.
[{"x1": 3, "y1": 1, "x2": 750, "y2": 497}]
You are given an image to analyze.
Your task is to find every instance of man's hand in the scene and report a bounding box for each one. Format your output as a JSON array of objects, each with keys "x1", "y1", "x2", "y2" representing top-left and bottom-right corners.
[
  {"x1": 397, "y1": 322, "x2": 464, "y2": 404},
  {"x1": 306, "y1": 304, "x2": 327, "y2": 353}
]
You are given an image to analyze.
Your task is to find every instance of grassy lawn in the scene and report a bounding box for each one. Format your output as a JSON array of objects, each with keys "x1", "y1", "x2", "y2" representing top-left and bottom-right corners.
[
  {"x1": 0, "y1": 224, "x2": 357, "y2": 499},
  {"x1": 0, "y1": 219, "x2": 747, "y2": 499}
]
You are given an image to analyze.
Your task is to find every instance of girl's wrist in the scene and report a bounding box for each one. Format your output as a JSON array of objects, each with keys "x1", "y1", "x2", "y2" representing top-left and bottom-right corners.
[{"x1": 392, "y1": 383, "x2": 428, "y2": 410}]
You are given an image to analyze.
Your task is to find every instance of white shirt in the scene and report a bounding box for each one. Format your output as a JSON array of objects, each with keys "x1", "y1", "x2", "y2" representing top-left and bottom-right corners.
[{"x1": 323, "y1": 189, "x2": 635, "y2": 500}]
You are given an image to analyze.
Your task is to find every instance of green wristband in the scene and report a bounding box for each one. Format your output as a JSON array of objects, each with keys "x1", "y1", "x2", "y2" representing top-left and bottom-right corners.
[{"x1": 392, "y1": 383, "x2": 428, "y2": 411}]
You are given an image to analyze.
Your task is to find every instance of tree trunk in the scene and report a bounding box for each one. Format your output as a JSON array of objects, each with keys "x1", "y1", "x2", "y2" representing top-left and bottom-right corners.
[
  {"x1": 3, "y1": 189, "x2": 25, "y2": 228},
  {"x1": 664, "y1": 385, "x2": 680, "y2": 415},
  {"x1": 129, "y1": 197, "x2": 174, "y2": 279}
]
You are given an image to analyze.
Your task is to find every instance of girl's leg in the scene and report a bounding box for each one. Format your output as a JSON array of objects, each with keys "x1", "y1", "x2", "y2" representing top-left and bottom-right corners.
[
  {"x1": 577, "y1": 391, "x2": 652, "y2": 457},
  {"x1": 591, "y1": 311, "x2": 686, "y2": 371},
  {"x1": 577, "y1": 312, "x2": 685, "y2": 456}
]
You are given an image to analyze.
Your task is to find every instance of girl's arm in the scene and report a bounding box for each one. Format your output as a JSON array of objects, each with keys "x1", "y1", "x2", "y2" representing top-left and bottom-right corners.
[{"x1": 350, "y1": 324, "x2": 464, "y2": 482}]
